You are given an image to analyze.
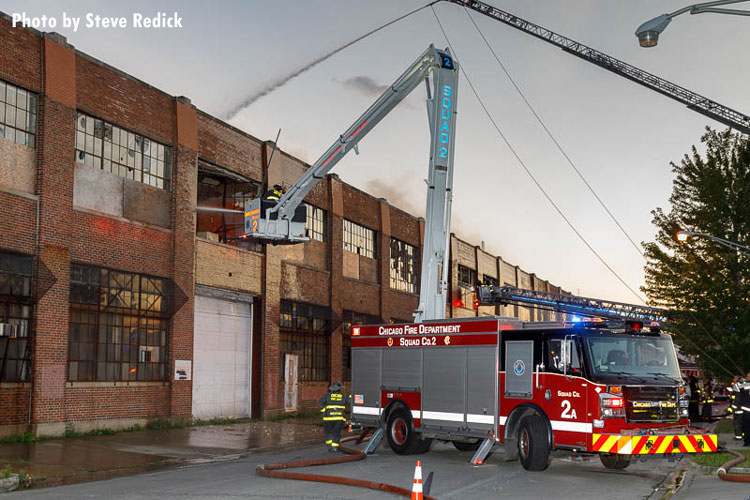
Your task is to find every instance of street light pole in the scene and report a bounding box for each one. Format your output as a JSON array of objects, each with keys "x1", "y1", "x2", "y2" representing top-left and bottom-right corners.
[
  {"x1": 676, "y1": 230, "x2": 750, "y2": 255},
  {"x1": 636, "y1": 0, "x2": 750, "y2": 47}
]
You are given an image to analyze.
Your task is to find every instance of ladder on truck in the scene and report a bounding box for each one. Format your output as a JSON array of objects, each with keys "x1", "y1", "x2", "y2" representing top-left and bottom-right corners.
[
  {"x1": 477, "y1": 284, "x2": 670, "y2": 325},
  {"x1": 443, "y1": 0, "x2": 750, "y2": 135}
]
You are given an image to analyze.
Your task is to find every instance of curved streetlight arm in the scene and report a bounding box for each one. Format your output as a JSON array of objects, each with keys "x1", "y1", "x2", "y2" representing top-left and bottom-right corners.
[
  {"x1": 636, "y1": 0, "x2": 750, "y2": 46},
  {"x1": 678, "y1": 230, "x2": 750, "y2": 255},
  {"x1": 671, "y1": 0, "x2": 750, "y2": 18}
]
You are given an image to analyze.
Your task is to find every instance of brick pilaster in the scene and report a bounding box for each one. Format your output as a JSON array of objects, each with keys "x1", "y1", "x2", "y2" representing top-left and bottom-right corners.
[
  {"x1": 328, "y1": 176, "x2": 344, "y2": 385},
  {"x1": 169, "y1": 97, "x2": 198, "y2": 418},
  {"x1": 31, "y1": 34, "x2": 77, "y2": 435}
]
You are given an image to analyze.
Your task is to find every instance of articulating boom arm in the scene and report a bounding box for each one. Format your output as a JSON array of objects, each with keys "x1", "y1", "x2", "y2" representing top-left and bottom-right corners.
[
  {"x1": 245, "y1": 44, "x2": 460, "y2": 322},
  {"x1": 444, "y1": 0, "x2": 750, "y2": 135},
  {"x1": 478, "y1": 285, "x2": 670, "y2": 324}
]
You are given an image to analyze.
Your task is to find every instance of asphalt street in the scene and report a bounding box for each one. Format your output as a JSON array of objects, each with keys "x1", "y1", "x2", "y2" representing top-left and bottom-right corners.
[{"x1": 12, "y1": 441, "x2": 689, "y2": 499}]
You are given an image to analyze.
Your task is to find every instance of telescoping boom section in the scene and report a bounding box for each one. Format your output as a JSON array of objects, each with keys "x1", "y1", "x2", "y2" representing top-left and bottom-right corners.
[
  {"x1": 244, "y1": 44, "x2": 459, "y2": 322},
  {"x1": 351, "y1": 315, "x2": 717, "y2": 471}
]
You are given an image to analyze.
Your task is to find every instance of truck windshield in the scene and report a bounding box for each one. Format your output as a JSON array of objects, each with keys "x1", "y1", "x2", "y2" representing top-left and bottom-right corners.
[{"x1": 585, "y1": 334, "x2": 681, "y2": 381}]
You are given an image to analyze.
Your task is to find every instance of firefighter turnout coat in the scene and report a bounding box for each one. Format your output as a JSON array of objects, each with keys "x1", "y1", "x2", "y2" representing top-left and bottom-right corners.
[{"x1": 319, "y1": 390, "x2": 351, "y2": 421}]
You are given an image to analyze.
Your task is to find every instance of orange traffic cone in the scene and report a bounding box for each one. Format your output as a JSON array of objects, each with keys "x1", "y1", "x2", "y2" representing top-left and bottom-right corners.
[{"x1": 411, "y1": 460, "x2": 423, "y2": 500}]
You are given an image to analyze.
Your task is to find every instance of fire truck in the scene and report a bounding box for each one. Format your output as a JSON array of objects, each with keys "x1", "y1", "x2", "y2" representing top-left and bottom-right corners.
[
  {"x1": 235, "y1": 0, "x2": 746, "y2": 472},
  {"x1": 350, "y1": 286, "x2": 718, "y2": 471}
]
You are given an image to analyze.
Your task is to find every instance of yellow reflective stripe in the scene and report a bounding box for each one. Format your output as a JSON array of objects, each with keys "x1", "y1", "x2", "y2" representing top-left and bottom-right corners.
[
  {"x1": 331, "y1": 443, "x2": 340, "y2": 447},
  {"x1": 325, "y1": 440, "x2": 332, "y2": 444},
  {"x1": 325, "y1": 405, "x2": 347, "y2": 409},
  {"x1": 323, "y1": 417, "x2": 346, "y2": 421}
]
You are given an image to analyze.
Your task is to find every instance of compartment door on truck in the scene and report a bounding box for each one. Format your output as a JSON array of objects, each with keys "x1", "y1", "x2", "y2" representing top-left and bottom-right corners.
[
  {"x1": 545, "y1": 335, "x2": 591, "y2": 447},
  {"x1": 504, "y1": 340, "x2": 534, "y2": 399}
]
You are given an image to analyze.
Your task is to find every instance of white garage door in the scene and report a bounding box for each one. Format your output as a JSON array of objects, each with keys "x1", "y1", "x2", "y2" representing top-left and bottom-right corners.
[{"x1": 193, "y1": 296, "x2": 252, "y2": 419}]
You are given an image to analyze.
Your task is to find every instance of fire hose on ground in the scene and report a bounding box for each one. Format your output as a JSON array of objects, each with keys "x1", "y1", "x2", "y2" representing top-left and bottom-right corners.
[
  {"x1": 717, "y1": 449, "x2": 750, "y2": 483},
  {"x1": 255, "y1": 434, "x2": 437, "y2": 499}
]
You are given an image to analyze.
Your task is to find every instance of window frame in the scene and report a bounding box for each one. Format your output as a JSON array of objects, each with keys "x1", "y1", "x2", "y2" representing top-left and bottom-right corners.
[
  {"x1": 196, "y1": 167, "x2": 262, "y2": 252},
  {"x1": 68, "y1": 264, "x2": 170, "y2": 382},
  {"x1": 457, "y1": 265, "x2": 477, "y2": 289},
  {"x1": 0, "y1": 80, "x2": 37, "y2": 148},
  {"x1": 279, "y1": 300, "x2": 331, "y2": 382},
  {"x1": 305, "y1": 204, "x2": 327, "y2": 242},
  {"x1": 343, "y1": 219, "x2": 376, "y2": 259},
  {"x1": 389, "y1": 238, "x2": 418, "y2": 294},
  {"x1": 75, "y1": 112, "x2": 172, "y2": 190},
  {"x1": 0, "y1": 251, "x2": 34, "y2": 383}
]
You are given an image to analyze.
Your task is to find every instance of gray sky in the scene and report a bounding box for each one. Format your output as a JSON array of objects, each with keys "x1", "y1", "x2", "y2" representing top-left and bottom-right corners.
[{"x1": 6, "y1": 0, "x2": 750, "y2": 304}]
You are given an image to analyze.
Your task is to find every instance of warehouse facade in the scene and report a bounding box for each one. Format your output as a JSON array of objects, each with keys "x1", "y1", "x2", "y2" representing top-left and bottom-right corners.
[{"x1": 0, "y1": 17, "x2": 567, "y2": 436}]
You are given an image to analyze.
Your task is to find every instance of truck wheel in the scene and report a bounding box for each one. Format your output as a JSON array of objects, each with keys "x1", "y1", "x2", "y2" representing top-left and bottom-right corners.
[
  {"x1": 386, "y1": 407, "x2": 418, "y2": 455},
  {"x1": 452, "y1": 439, "x2": 481, "y2": 452},
  {"x1": 599, "y1": 453, "x2": 631, "y2": 470},
  {"x1": 414, "y1": 436, "x2": 433, "y2": 454},
  {"x1": 517, "y1": 415, "x2": 551, "y2": 471}
]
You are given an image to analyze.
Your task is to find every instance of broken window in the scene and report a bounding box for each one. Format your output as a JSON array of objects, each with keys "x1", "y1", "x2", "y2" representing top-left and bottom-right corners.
[
  {"x1": 68, "y1": 264, "x2": 169, "y2": 382},
  {"x1": 0, "y1": 80, "x2": 37, "y2": 148},
  {"x1": 305, "y1": 205, "x2": 326, "y2": 242},
  {"x1": 341, "y1": 310, "x2": 381, "y2": 381},
  {"x1": 390, "y1": 238, "x2": 418, "y2": 294},
  {"x1": 75, "y1": 112, "x2": 171, "y2": 190},
  {"x1": 279, "y1": 300, "x2": 330, "y2": 382},
  {"x1": 196, "y1": 160, "x2": 262, "y2": 252},
  {"x1": 343, "y1": 219, "x2": 376, "y2": 258},
  {"x1": 456, "y1": 265, "x2": 478, "y2": 310},
  {"x1": 0, "y1": 251, "x2": 33, "y2": 382}
]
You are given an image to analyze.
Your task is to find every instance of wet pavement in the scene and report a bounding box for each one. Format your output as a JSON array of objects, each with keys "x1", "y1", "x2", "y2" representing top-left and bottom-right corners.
[{"x1": 0, "y1": 416, "x2": 327, "y2": 489}]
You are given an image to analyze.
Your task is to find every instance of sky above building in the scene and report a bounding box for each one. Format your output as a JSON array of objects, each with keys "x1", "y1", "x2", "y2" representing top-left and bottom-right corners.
[{"x1": 5, "y1": 0, "x2": 750, "y2": 304}]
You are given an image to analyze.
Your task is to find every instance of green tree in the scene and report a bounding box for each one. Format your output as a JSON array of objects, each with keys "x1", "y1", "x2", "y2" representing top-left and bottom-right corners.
[{"x1": 643, "y1": 127, "x2": 750, "y2": 378}]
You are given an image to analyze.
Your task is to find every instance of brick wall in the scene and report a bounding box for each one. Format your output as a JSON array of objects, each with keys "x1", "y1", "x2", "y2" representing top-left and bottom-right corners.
[{"x1": 0, "y1": 16, "x2": 41, "y2": 92}]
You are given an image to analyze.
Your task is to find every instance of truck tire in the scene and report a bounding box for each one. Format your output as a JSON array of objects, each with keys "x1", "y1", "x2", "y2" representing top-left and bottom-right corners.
[
  {"x1": 517, "y1": 415, "x2": 551, "y2": 471},
  {"x1": 414, "y1": 436, "x2": 433, "y2": 454},
  {"x1": 386, "y1": 407, "x2": 418, "y2": 455},
  {"x1": 599, "y1": 453, "x2": 631, "y2": 470},
  {"x1": 452, "y1": 439, "x2": 481, "y2": 452}
]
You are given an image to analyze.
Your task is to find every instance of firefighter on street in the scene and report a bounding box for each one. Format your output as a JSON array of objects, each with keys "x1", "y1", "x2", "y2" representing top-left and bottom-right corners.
[
  {"x1": 741, "y1": 372, "x2": 750, "y2": 447},
  {"x1": 319, "y1": 381, "x2": 351, "y2": 452},
  {"x1": 701, "y1": 378, "x2": 714, "y2": 419},
  {"x1": 728, "y1": 375, "x2": 744, "y2": 440},
  {"x1": 688, "y1": 375, "x2": 700, "y2": 420}
]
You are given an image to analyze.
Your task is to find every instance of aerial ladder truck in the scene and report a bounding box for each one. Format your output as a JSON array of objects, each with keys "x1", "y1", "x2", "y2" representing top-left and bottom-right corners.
[{"x1": 240, "y1": 1, "x2": 748, "y2": 470}]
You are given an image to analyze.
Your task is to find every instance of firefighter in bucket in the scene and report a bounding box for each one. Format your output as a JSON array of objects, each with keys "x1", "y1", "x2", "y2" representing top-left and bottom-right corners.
[{"x1": 318, "y1": 381, "x2": 351, "y2": 452}]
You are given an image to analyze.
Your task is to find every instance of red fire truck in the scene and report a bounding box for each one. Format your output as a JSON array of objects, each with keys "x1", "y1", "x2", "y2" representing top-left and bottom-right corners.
[{"x1": 350, "y1": 286, "x2": 718, "y2": 471}]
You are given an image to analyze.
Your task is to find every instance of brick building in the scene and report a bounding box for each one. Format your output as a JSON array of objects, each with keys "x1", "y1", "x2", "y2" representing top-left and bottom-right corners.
[{"x1": 0, "y1": 17, "x2": 568, "y2": 436}]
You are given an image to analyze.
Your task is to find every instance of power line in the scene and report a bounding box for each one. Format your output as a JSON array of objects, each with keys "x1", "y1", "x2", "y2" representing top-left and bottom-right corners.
[
  {"x1": 462, "y1": 8, "x2": 645, "y2": 259},
  {"x1": 430, "y1": 5, "x2": 646, "y2": 304}
]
